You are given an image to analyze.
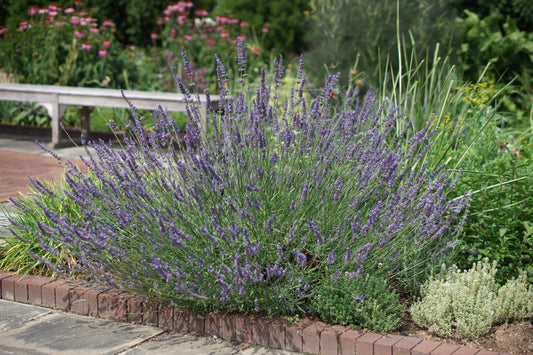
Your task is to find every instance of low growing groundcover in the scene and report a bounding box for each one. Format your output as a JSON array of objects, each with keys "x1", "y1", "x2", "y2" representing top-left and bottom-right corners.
[{"x1": 2, "y1": 43, "x2": 531, "y2": 336}]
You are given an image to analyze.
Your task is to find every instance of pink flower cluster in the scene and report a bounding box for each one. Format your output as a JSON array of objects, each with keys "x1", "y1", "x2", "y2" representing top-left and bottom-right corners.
[
  {"x1": 154, "y1": 0, "x2": 267, "y2": 54},
  {"x1": 19, "y1": 2, "x2": 114, "y2": 57}
]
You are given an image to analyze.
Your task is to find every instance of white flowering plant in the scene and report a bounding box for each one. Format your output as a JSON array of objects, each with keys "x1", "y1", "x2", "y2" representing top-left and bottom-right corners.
[{"x1": 410, "y1": 258, "x2": 533, "y2": 339}]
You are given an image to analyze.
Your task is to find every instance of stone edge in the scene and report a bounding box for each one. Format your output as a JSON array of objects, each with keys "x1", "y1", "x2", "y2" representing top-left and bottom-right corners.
[{"x1": 0, "y1": 271, "x2": 508, "y2": 355}]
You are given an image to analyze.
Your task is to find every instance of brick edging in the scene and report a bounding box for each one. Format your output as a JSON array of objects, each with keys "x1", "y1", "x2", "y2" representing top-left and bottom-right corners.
[{"x1": 0, "y1": 271, "x2": 507, "y2": 355}]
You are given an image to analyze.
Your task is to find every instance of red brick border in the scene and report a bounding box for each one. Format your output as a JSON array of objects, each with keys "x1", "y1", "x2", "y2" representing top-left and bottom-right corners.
[{"x1": 0, "y1": 271, "x2": 510, "y2": 355}]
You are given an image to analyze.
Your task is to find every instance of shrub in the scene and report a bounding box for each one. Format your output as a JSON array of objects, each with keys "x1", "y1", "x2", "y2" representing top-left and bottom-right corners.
[
  {"x1": 410, "y1": 259, "x2": 533, "y2": 339},
  {"x1": 312, "y1": 274, "x2": 403, "y2": 332},
  {"x1": 452, "y1": 10, "x2": 533, "y2": 84},
  {"x1": 0, "y1": 2, "x2": 131, "y2": 88},
  {"x1": 304, "y1": 0, "x2": 455, "y2": 85},
  {"x1": 215, "y1": 0, "x2": 309, "y2": 54},
  {"x1": 7, "y1": 43, "x2": 469, "y2": 322},
  {"x1": 139, "y1": 1, "x2": 268, "y2": 93}
]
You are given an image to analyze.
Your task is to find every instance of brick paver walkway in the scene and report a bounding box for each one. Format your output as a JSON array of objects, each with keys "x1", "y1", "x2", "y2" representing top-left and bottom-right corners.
[{"x1": 0, "y1": 150, "x2": 70, "y2": 202}]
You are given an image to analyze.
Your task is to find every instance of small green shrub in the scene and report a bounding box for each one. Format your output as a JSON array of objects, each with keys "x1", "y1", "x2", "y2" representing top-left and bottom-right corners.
[
  {"x1": 312, "y1": 274, "x2": 403, "y2": 332},
  {"x1": 452, "y1": 10, "x2": 533, "y2": 84},
  {"x1": 3, "y1": 102, "x2": 51, "y2": 127},
  {"x1": 410, "y1": 259, "x2": 533, "y2": 339}
]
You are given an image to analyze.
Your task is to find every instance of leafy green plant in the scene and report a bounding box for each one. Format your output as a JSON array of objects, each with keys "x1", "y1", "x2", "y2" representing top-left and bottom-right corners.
[
  {"x1": 0, "y1": 2, "x2": 132, "y2": 88},
  {"x1": 304, "y1": 0, "x2": 455, "y2": 86},
  {"x1": 410, "y1": 259, "x2": 533, "y2": 339},
  {"x1": 312, "y1": 274, "x2": 403, "y2": 332},
  {"x1": 456, "y1": 135, "x2": 533, "y2": 282},
  {"x1": 0, "y1": 176, "x2": 80, "y2": 276},
  {"x1": 3, "y1": 102, "x2": 51, "y2": 127},
  {"x1": 453, "y1": 10, "x2": 533, "y2": 84},
  {"x1": 215, "y1": 0, "x2": 309, "y2": 54}
]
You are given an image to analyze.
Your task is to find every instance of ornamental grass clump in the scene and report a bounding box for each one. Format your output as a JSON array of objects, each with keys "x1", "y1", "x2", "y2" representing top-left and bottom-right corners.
[
  {"x1": 410, "y1": 259, "x2": 533, "y2": 339},
  {"x1": 8, "y1": 42, "x2": 469, "y2": 319}
]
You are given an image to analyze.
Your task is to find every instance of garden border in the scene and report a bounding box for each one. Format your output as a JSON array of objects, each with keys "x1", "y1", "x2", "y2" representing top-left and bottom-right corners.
[{"x1": 0, "y1": 270, "x2": 508, "y2": 355}]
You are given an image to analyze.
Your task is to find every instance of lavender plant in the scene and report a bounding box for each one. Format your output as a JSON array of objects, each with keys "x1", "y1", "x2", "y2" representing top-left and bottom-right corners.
[{"x1": 9, "y1": 42, "x2": 469, "y2": 318}]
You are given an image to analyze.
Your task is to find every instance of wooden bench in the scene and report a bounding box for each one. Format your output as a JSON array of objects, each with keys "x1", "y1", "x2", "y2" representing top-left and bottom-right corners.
[{"x1": 0, "y1": 83, "x2": 217, "y2": 148}]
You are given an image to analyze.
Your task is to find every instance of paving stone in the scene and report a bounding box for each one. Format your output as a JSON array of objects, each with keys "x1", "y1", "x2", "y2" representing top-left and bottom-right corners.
[
  {"x1": 302, "y1": 322, "x2": 327, "y2": 354},
  {"x1": 158, "y1": 304, "x2": 174, "y2": 330},
  {"x1": 189, "y1": 312, "x2": 206, "y2": 336},
  {"x1": 320, "y1": 325, "x2": 347, "y2": 355},
  {"x1": 356, "y1": 332, "x2": 382, "y2": 355},
  {"x1": 431, "y1": 343, "x2": 461, "y2": 355},
  {"x1": 142, "y1": 300, "x2": 159, "y2": 327},
  {"x1": 374, "y1": 334, "x2": 403, "y2": 355},
  {"x1": 268, "y1": 318, "x2": 287, "y2": 349},
  {"x1": 173, "y1": 307, "x2": 190, "y2": 333},
  {"x1": 41, "y1": 279, "x2": 69, "y2": 308},
  {"x1": 285, "y1": 319, "x2": 312, "y2": 353},
  {"x1": 204, "y1": 311, "x2": 222, "y2": 337},
  {"x1": 250, "y1": 316, "x2": 271, "y2": 348},
  {"x1": 393, "y1": 336, "x2": 424, "y2": 355},
  {"x1": 0, "y1": 299, "x2": 51, "y2": 331},
  {"x1": 451, "y1": 346, "x2": 482, "y2": 355},
  {"x1": 26, "y1": 275, "x2": 53, "y2": 305},
  {"x1": 412, "y1": 339, "x2": 443, "y2": 355},
  {"x1": 338, "y1": 328, "x2": 364, "y2": 355},
  {"x1": 0, "y1": 310, "x2": 163, "y2": 355},
  {"x1": 126, "y1": 295, "x2": 144, "y2": 324},
  {"x1": 1, "y1": 275, "x2": 17, "y2": 300},
  {"x1": 54, "y1": 280, "x2": 83, "y2": 311}
]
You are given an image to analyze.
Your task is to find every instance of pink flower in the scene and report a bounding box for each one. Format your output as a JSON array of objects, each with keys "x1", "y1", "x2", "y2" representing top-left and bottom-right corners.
[
  {"x1": 79, "y1": 10, "x2": 87, "y2": 16},
  {"x1": 18, "y1": 21, "x2": 29, "y2": 30},
  {"x1": 186, "y1": 2, "x2": 194, "y2": 8},
  {"x1": 71, "y1": 16, "x2": 80, "y2": 25},
  {"x1": 28, "y1": 6, "x2": 39, "y2": 16},
  {"x1": 178, "y1": 15, "x2": 187, "y2": 25},
  {"x1": 156, "y1": 17, "x2": 164, "y2": 25},
  {"x1": 262, "y1": 27, "x2": 269, "y2": 33},
  {"x1": 38, "y1": 7, "x2": 48, "y2": 14},
  {"x1": 99, "y1": 49, "x2": 107, "y2": 57},
  {"x1": 240, "y1": 21, "x2": 248, "y2": 28},
  {"x1": 150, "y1": 31, "x2": 157, "y2": 39},
  {"x1": 230, "y1": 18, "x2": 239, "y2": 25},
  {"x1": 81, "y1": 41, "x2": 92, "y2": 51},
  {"x1": 252, "y1": 46, "x2": 260, "y2": 55},
  {"x1": 171, "y1": 28, "x2": 177, "y2": 38},
  {"x1": 200, "y1": 33, "x2": 207, "y2": 39},
  {"x1": 75, "y1": 0, "x2": 82, "y2": 6},
  {"x1": 48, "y1": 4, "x2": 61, "y2": 11},
  {"x1": 220, "y1": 31, "x2": 229, "y2": 38},
  {"x1": 102, "y1": 19, "x2": 113, "y2": 27},
  {"x1": 64, "y1": 7, "x2": 75, "y2": 14},
  {"x1": 49, "y1": 10, "x2": 58, "y2": 16},
  {"x1": 0, "y1": 26, "x2": 8, "y2": 35},
  {"x1": 75, "y1": 30, "x2": 85, "y2": 38},
  {"x1": 90, "y1": 27, "x2": 99, "y2": 34},
  {"x1": 194, "y1": 9, "x2": 208, "y2": 17},
  {"x1": 216, "y1": 15, "x2": 229, "y2": 24},
  {"x1": 102, "y1": 40, "x2": 111, "y2": 48},
  {"x1": 55, "y1": 21, "x2": 64, "y2": 27},
  {"x1": 206, "y1": 38, "x2": 216, "y2": 45},
  {"x1": 184, "y1": 34, "x2": 194, "y2": 40}
]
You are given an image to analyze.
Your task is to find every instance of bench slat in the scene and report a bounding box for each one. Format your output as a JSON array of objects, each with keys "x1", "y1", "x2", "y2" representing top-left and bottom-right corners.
[{"x1": 0, "y1": 83, "x2": 217, "y2": 148}]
